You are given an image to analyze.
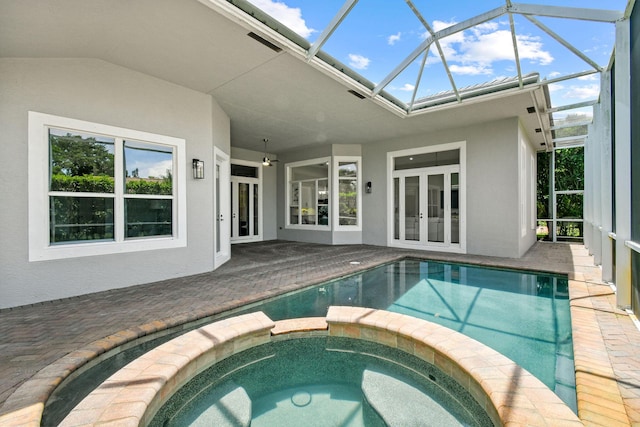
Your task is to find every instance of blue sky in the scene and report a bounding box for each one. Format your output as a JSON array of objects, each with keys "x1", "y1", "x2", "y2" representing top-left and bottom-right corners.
[
  {"x1": 247, "y1": 0, "x2": 629, "y2": 117},
  {"x1": 124, "y1": 141, "x2": 173, "y2": 180}
]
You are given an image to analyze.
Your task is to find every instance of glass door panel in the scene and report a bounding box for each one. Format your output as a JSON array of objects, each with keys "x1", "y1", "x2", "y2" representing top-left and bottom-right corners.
[
  {"x1": 394, "y1": 178, "x2": 399, "y2": 240},
  {"x1": 238, "y1": 183, "x2": 249, "y2": 237},
  {"x1": 216, "y1": 164, "x2": 221, "y2": 251},
  {"x1": 253, "y1": 184, "x2": 259, "y2": 236},
  {"x1": 451, "y1": 173, "x2": 459, "y2": 244},
  {"x1": 428, "y1": 174, "x2": 444, "y2": 243},
  {"x1": 405, "y1": 176, "x2": 420, "y2": 241}
]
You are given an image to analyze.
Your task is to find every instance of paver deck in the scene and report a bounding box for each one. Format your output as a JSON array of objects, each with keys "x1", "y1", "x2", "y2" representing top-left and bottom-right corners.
[{"x1": 1, "y1": 240, "x2": 639, "y2": 426}]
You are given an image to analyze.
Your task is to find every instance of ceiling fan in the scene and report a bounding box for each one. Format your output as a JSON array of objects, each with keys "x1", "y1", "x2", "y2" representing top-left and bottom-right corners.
[{"x1": 262, "y1": 138, "x2": 278, "y2": 167}]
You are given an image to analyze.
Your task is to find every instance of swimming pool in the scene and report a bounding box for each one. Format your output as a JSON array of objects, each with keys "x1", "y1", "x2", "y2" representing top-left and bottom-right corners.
[
  {"x1": 246, "y1": 259, "x2": 576, "y2": 410},
  {"x1": 44, "y1": 258, "x2": 575, "y2": 424}
]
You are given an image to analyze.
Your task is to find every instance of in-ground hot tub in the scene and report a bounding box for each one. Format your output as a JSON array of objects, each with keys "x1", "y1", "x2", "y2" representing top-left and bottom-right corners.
[
  {"x1": 151, "y1": 336, "x2": 489, "y2": 426},
  {"x1": 59, "y1": 307, "x2": 581, "y2": 426}
]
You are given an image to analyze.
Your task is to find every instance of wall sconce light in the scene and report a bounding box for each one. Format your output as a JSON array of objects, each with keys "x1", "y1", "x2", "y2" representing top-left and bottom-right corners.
[
  {"x1": 366, "y1": 181, "x2": 372, "y2": 193},
  {"x1": 192, "y1": 159, "x2": 204, "y2": 179}
]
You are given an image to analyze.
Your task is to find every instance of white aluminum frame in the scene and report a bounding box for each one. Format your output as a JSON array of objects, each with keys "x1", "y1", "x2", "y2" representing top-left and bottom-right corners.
[{"x1": 28, "y1": 111, "x2": 187, "y2": 262}]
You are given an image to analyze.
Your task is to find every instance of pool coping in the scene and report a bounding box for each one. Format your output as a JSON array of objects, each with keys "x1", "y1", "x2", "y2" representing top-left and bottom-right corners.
[{"x1": 54, "y1": 308, "x2": 581, "y2": 426}]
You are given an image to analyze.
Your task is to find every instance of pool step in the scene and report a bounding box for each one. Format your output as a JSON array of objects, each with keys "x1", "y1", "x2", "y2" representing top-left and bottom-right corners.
[
  {"x1": 167, "y1": 381, "x2": 252, "y2": 427},
  {"x1": 361, "y1": 367, "x2": 465, "y2": 427}
]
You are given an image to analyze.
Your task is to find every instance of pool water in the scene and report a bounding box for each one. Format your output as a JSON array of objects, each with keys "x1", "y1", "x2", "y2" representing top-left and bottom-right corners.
[
  {"x1": 151, "y1": 337, "x2": 493, "y2": 427},
  {"x1": 250, "y1": 259, "x2": 576, "y2": 410},
  {"x1": 45, "y1": 258, "x2": 575, "y2": 424}
]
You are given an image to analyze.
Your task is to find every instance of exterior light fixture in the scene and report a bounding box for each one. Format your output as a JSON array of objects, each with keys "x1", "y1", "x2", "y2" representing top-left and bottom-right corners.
[{"x1": 192, "y1": 159, "x2": 204, "y2": 179}]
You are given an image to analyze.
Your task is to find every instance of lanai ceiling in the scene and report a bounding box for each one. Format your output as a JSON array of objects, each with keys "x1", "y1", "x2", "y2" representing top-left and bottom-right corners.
[{"x1": 0, "y1": 0, "x2": 634, "y2": 153}]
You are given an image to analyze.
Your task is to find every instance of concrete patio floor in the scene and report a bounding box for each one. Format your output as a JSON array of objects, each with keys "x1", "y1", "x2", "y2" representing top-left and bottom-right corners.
[{"x1": 0, "y1": 240, "x2": 639, "y2": 426}]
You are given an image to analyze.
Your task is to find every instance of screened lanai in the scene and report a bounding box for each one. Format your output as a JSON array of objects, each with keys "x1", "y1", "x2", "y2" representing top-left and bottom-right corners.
[
  {"x1": 1, "y1": 1, "x2": 640, "y2": 424},
  {"x1": 205, "y1": 0, "x2": 637, "y2": 309},
  {"x1": 0, "y1": 0, "x2": 637, "y2": 311}
]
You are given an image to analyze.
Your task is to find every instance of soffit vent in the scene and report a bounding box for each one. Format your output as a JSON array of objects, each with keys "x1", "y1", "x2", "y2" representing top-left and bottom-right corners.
[
  {"x1": 348, "y1": 90, "x2": 365, "y2": 99},
  {"x1": 526, "y1": 106, "x2": 536, "y2": 114},
  {"x1": 247, "y1": 32, "x2": 282, "y2": 52}
]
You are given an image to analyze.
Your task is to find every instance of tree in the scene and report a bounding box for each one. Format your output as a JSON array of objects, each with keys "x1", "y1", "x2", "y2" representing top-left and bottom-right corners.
[
  {"x1": 50, "y1": 133, "x2": 115, "y2": 177},
  {"x1": 536, "y1": 114, "x2": 587, "y2": 240}
]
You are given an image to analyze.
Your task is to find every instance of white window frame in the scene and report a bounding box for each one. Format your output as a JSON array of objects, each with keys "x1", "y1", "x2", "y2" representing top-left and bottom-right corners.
[
  {"x1": 28, "y1": 111, "x2": 187, "y2": 261},
  {"x1": 285, "y1": 157, "x2": 331, "y2": 230},
  {"x1": 332, "y1": 156, "x2": 362, "y2": 231}
]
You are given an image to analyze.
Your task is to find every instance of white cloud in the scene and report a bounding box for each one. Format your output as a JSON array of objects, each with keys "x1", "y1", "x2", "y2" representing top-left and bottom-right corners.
[
  {"x1": 388, "y1": 32, "x2": 401, "y2": 45},
  {"x1": 247, "y1": 0, "x2": 315, "y2": 38},
  {"x1": 432, "y1": 20, "x2": 458, "y2": 33},
  {"x1": 426, "y1": 20, "x2": 553, "y2": 75},
  {"x1": 130, "y1": 159, "x2": 173, "y2": 179},
  {"x1": 398, "y1": 83, "x2": 415, "y2": 91},
  {"x1": 448, "y1": 64, "x2": 492, "y2": 75},
  {"x1": 471, "y1": 22, "x2": 499, "y2": 36},
  {"x1": 548, "y1": 83, "x2": 565, "y2": 93},
  {"x1": 548, "y1": 71, "x2": 562, "y2": 78},
  {"x1": 516, "y1": 34, "x2": 553, "y2": 66},
  {"x1": 348, "y1": 54, "x2": 370, "y2": 70},
  {"x1": 578, "y1": 74, "x2": 599, "y2": 81},
  {"x1": 565, "y1": 84, "x2": 600, "y2": 99}
]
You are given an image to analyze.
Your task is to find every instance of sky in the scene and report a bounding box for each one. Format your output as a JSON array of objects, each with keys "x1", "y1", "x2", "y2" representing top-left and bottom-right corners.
[
  {"x1": 246, "y1": 0, "x2": 630, "y2": 118},
  {"x1": 124, "y1": 142, "x2": 173, "y2": 180}
]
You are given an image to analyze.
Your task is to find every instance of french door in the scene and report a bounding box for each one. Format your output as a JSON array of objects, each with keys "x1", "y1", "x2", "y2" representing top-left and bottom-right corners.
[
  {"x1": 393, "y1": 165, "x2": 460, "y2": 249},
  {"x1": 230, "y1": 177, "x2": 260, "y2": 242}
]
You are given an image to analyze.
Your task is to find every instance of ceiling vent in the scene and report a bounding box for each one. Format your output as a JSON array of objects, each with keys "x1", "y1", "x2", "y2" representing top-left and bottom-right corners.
[
  {"x1": 247, "y1": 32, "x2": 282, "y2": 52},
  {"x1": 535, "y1": 128, "x2": 542, "y2": 133},
  {"x1": 348, "y1": 90, "x2": 365, "y2": 99},
  {"x1": 526, "y1": 106, "x2": 536, "y2": 114}
]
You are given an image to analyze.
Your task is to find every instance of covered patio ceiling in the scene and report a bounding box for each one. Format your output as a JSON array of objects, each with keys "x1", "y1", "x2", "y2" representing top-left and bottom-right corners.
[{"x1": 0, "y1": 0, "x2": 635, "y2": 153}]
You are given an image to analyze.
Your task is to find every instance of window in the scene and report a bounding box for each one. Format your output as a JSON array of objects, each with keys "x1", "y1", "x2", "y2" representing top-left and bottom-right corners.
[
  {"x1": 29, "y1": 112, "x2": 186, "y2": 261},
  {"x1": 334, "y1": 157, "x2": 361, "y2": 229},
  {"x1": 287, "y1": 158, "x2": 330, "y2": 229}
]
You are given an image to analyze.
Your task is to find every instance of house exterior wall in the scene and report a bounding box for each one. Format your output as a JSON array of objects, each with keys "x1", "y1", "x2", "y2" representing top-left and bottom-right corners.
[
  {"x1": 0, "y1": 58, "x2": 228, "y2": 308},
  {"x1": 361, "y1": 117, "x2": 524, "y2": 258}
]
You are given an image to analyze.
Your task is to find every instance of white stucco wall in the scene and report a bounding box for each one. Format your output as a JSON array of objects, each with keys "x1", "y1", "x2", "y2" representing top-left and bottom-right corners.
[
  {"x1": 361, "y1": 117, "x2": 525, "y2": 258},
  {"x1": 0, "y1": 58, "x2": 229, "y2": 308}
]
